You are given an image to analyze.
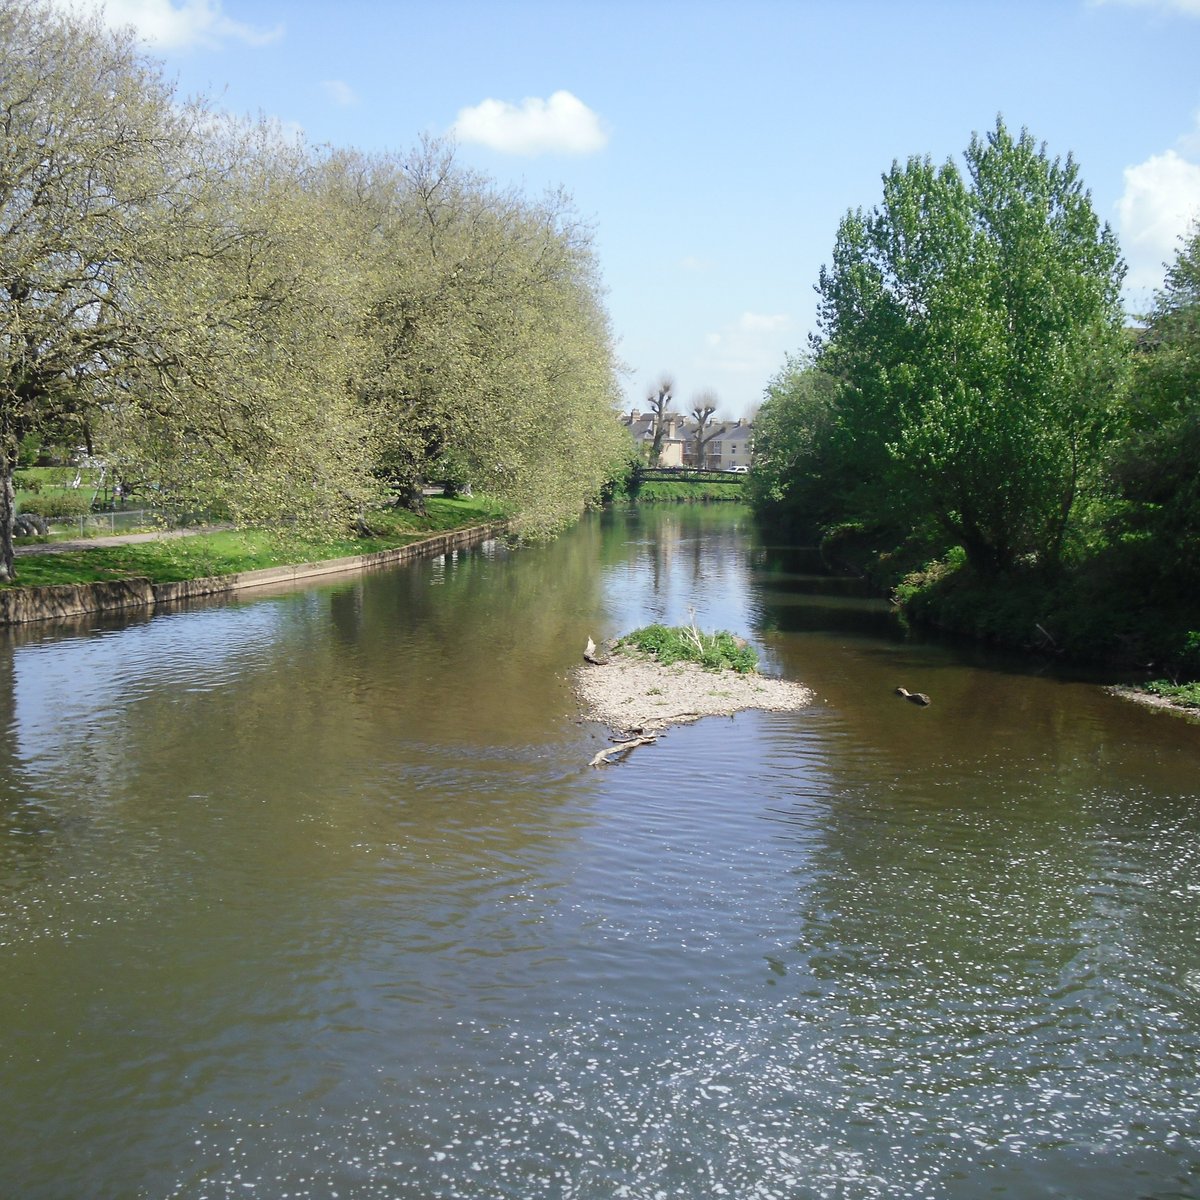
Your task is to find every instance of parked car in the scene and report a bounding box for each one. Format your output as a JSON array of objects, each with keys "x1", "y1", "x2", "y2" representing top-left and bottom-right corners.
[{"x1": 727, "y1": 464, "x2": 749, "y2": 474}]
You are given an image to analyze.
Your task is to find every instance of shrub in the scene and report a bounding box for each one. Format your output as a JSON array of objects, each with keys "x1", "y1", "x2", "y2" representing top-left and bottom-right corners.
[
  {"x1": 18, "y1": 492, "x2": 93, "y2": 519},
  {"x1": 616, "y1": 622, "x2": 759, "y2": 674}
]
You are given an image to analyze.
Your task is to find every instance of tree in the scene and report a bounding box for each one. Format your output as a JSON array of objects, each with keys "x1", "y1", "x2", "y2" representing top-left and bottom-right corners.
[
  {"x1": 0, "y1": 0, "x2": 201, "y2": 577},
  {"x1": 1, "y1": 0, "x2": 378, "y2": 577},
  {"x1": 645, "y1": 376, "x2": 674, "y2": 464},
  {"x1": 106, "y1": 123, "x2": 381, "y2": 534},
  {"x1": 747, "y1": 356, "x2": 840, "y2": 535},
  {"x1": 814, "y1": 118, "x2": 1128, "y2": 575},
  {"x1": 689, "y1": 392, "x2": 720, "y2": 468},
  {"x1": 1114, "y1": 222, "x2": 1200, "y2": 589},
  {"x1": 352, "y1": 139, "x2": 627, "y2": 535},
  {"x1": 1, "y1": 3, "x2": 627, "y2": 578}
]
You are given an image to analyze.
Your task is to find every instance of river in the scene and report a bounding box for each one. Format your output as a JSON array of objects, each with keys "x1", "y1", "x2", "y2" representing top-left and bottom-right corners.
[{"x1": 1, "y1": 505, "x2": 1198, "y2": 1199}]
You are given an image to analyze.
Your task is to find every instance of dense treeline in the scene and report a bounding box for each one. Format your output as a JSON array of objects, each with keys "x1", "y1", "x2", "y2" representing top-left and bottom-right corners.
[
  {"x1": 751, "y1": 118, "x2": 1199, "y2": 678},
  {"x1": 0, "y1": 0, "x2": 628, "y2": 580}
]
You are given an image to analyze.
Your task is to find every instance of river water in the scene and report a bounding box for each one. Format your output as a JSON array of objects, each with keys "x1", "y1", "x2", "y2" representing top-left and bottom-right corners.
[{"x1": 1, "y1": 505, "x2": 1198, "y2": 1199}]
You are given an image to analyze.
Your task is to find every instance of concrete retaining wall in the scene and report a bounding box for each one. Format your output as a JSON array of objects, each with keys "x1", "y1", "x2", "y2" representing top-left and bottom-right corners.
[{"x1": 0, "y1": 523, "x2": 505, "y2": 628}]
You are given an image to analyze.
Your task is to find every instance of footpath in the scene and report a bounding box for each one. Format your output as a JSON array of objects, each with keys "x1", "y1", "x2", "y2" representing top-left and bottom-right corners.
[{"x1": 14, "y1": 525, "x2": 232, "y2": 556}]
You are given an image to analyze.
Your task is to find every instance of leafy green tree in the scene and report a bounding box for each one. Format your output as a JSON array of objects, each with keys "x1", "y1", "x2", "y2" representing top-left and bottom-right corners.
[
  {"x1": 2, "y1": 1, "x2": 626, "y2": 580},
  {"x1": 747, "y1": 356, "x2": 840, "y2": 535},
  {"x1": 814, "y1": 118, "x2": 1128, "y2": 575},
  {"x1": 1114, "y1": 222, "x2": 1200, "y2": 587},
  {"x1": 0, "y1": 1, "x2": 380, "y2": 576},
  {"x1": 107, "y1": 124, "x2": 381, "y2": 534}
]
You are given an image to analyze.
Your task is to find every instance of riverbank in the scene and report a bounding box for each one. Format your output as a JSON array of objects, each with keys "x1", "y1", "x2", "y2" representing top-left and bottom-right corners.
[
  {"x1": 1, "y1": 498, "x2": 507, "y2": 627},
  {"x1": 1105, "y1": 684, "x2": 1200, "y2": 721}
]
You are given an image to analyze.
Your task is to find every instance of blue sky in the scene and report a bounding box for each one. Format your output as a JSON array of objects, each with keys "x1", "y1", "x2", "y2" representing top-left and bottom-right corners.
[{"x1": 60, "y1": 0, "x2": 1200, "y2": 418}]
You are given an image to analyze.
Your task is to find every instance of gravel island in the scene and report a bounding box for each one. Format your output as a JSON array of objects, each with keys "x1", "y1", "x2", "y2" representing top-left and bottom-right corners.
[{"x1": 574, "y1": 654, "x2": 814, "y2": 735}]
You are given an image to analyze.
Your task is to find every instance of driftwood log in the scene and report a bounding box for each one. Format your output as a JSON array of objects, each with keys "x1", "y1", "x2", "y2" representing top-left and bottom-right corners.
[{"x1": 589, "y1": 735, "x2": 658, "y2": 768}]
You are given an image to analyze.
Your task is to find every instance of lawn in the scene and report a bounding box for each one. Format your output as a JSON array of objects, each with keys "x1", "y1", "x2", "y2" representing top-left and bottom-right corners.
[{"x1": 5, "y1": 496, "x2": 507, "y2": 589}]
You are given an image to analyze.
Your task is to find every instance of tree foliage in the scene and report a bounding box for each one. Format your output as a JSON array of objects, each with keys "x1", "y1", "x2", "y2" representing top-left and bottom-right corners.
[
  {"x1": 0, "y1": 0, "x2": 205, "y2": 576},
  {"x1": 811, "y1": 118, "x2": 1128, "y2": 575},
  {"x1": 0, "y1": 0, "x2": 626, "y2": 578},
  {"x1": 350, "y1": 140, "x2": 626, "y2": 536},
  {"x1": 746, "y1": 356, "x2": 840, "y2": 536},
  {"x1": 1114, "y1": 222, "x2": 1200, "y2": 589}
]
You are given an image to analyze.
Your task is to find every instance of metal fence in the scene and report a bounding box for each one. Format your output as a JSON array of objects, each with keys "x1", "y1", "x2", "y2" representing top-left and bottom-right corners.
[{"x1": 45, "y1": 509, "x2": 169, "y2": 539}]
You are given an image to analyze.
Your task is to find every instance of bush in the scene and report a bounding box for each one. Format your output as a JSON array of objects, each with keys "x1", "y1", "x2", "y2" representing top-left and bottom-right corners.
[
  {"x1": 18, "y1": 491, "x2": 93, "y2": 519},
  {"x1": 616, "y1": 622, "x2": 759, "y2": 673}
]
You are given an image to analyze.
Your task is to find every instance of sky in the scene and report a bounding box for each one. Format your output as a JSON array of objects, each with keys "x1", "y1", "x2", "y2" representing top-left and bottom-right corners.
[{"x1": 54, "y1": 0, "x2": 1200, "y2": 419}]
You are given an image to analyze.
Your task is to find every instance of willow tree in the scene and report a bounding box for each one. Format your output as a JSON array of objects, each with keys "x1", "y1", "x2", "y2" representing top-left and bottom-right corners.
[
  {"x1": 354, "y1": 140, "x2": 627, "y2": 536},
  {"x1": 815, "y1": 119, "x2": 1128, "y2": 575},
  {"x1": 0, "y1": 0, "x2": 202, "y2": 577},
  {"x1": 0, "y1": 0, "x2": 381, "y2": 578},
  {"x1": 106, "y1": 124, "x2": 381, "y2": 534}
]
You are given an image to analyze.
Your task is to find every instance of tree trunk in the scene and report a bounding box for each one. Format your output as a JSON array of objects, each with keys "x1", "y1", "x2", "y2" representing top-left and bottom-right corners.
[
  {"x1": 397, "y1": 478, "x2": 427, "y2": 515},
  {"x1": 0, "y1": 447, "x2": 15, "y2": 583}
]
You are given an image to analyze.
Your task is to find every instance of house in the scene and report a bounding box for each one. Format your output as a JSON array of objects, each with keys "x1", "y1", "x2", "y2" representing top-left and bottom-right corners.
[
  {"x1": 694, "y1": 419, "x2": 752, "y2": 471},
  {"x1": 620, "y1": 410, "x2": 753, "y2": 470},
  {"x1": 619, "y1": 409, "x2": 689, "y2": 468}
]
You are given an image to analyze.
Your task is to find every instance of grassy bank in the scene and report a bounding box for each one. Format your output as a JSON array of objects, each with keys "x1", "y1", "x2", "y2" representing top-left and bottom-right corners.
[
  {"x1": 619, "y1": 470, "x2": 748, "y2": 503},
  {"x1": 887, "y1": 549, "x2": 1200, "y2": 713},
  {"x1": 635, "y1": 479, "x2": 746, "y2": 502},
  {"x1": 5, "y1": 496, "x2": 507, "y2": 589}
]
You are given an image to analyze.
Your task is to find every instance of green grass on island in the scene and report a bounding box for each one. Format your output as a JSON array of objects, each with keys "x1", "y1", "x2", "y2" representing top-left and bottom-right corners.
[
  {"x1": 1143, "y1": 680, "x2": 1200, "y2": 709},
  {"x1": 5, "y1": 496, "x2": 506, "y2": 589},
  {"x1": 615, "y1": 622, "x2": 759, "y2": 674}
]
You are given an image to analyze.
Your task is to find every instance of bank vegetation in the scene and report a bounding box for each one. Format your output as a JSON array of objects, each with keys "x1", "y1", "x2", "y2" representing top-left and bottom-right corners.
[
  {"x1": 749, "y1": 118, "x2": 1200, "y2": 690},
  {"x1": 0, "y1": 0, "x2": 629, "y2": 585}
]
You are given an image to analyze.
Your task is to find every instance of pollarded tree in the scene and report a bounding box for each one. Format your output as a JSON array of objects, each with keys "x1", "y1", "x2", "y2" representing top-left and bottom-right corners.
[
  {"x1": 689, "y1": 392, "x2": 720, "y2": 468},
  {"x1": 815, "y1": 118, "x2": 1128, "y2": 575},
  {"x1": 646, "y1": 376, "x2": 674, "y2": 464}
]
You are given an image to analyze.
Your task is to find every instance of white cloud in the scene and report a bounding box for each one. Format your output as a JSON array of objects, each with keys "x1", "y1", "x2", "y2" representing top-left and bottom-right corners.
[
  {"x1": 321, "y1": 80, "x2": 358, "y2": 107},
  {"x1": 1117, "y1": 149, "x2": 1200, "y2": 289},
  {"x1": 51, "y1": 0, "x2": 283, "y2": 50},
  {"x1": 701, "y1": 312, "x2": 796, "y2": 376},
  {"x1": 452, "y1": 90, "x2": 608, "y2": 156}
]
